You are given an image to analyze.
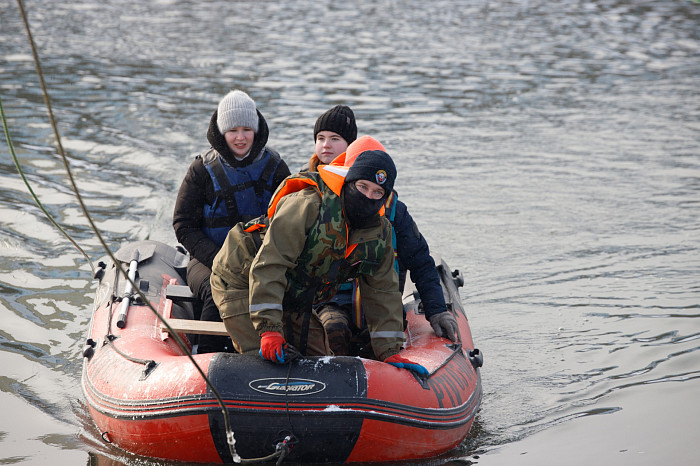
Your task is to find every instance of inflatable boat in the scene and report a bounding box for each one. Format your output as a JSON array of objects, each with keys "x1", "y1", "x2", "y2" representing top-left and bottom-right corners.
[{"x1": 81, "y1": 240, "x2": 483, "y2": 463}]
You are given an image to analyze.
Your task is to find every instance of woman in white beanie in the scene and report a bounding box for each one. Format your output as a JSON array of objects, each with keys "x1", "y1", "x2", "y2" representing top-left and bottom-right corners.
[{"x1": 173, "y1": 90, "x2": 291, "y2": 353}]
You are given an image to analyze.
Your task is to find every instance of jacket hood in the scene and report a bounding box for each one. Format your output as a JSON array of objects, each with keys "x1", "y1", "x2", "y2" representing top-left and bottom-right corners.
[{"x1": 206, "y1": 108, "x2": 269, "y2": 167}]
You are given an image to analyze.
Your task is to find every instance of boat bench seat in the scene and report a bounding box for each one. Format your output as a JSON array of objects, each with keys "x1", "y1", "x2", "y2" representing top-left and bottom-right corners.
[
  {"x1": 160, "y1": 318, "x2": 229, "y2": 336},
  {"x1": 162, "y1": 284, "x2": 229, "y2": 335},
  {"x1": 165, "y1": 284, "x2": 198, "y2": 303}
]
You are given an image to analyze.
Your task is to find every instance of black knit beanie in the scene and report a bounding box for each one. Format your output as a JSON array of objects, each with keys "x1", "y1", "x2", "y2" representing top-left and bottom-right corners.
[
  {"x1": 313, "y1": 105, "x2": 357, "y2": 144},
  {"x1": 345, "y1": 150, "x2": 396, "y2": 195}
]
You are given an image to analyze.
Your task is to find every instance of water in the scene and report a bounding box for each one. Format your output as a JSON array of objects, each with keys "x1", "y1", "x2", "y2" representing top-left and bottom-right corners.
[{"x1": 1, "y1": 0, "x2": 699, "y2": 464}]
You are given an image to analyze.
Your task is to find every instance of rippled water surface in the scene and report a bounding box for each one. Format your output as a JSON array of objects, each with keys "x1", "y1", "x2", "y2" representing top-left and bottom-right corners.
[{"x1": 1, "y1": 0, "x2": 699, "y2": 464}]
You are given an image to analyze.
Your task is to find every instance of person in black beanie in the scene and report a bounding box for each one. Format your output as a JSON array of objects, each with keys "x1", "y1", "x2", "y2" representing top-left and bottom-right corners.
[
  {"x1": 342, "y1": 149, "x2": 396, "y2": 228},
  {"x1": 307, "y1": 105, "x2": 357, "y2": 171}
]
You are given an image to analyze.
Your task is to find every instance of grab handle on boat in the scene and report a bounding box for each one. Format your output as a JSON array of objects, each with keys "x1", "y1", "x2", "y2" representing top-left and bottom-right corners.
[
  {"x1": 469, "y1": 348, "x2": 483, "y2": 369},
  {"x1": 116, "y1": 250, "x2": 139, "y2": 329},
  {"x1": 82, "y1": 338, "x2": 97, "y2": 359}
]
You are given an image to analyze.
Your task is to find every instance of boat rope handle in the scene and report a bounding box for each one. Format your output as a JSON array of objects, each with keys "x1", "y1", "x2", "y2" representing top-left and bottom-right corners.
[{"x1": 103, "y1": 335, "x2": 155, "y2": 367}]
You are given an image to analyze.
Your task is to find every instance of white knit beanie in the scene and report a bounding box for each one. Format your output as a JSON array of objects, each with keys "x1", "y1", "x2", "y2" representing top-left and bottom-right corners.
[{"x1": 216, "y1": 90, "x2": 259, "y2": 134}]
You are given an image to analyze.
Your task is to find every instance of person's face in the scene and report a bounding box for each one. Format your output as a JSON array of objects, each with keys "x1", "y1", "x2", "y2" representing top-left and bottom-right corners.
[
  {"x1": 315, "y1": 131, "x2": 348, "y2": 164},
  {"x1": 225, "y1": 127, "x2": 255, "y2": 158},
  {"x1": 354, "y1": 179, "x2": 385, "y2": 200}
]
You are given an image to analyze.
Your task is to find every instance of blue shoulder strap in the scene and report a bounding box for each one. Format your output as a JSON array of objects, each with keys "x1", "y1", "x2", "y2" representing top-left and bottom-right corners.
[{"x1": 385, "y1": 191, "x2": 399, "y2": 275}]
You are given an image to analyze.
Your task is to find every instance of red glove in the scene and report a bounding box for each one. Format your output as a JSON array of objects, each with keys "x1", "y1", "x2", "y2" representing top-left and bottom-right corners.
[
  {"x1": 259, "y1": 331, "x2": 287, "y2": 363},
  {"x1": 384, "y1": 353, "x2": 429, "y2": 376}
]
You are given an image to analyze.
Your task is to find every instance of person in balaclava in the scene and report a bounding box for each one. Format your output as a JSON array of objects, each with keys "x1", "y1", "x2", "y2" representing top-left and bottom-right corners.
[
  {"x1": 210, "y1": 142, "x2": 429, "y2": 374},
  {"x1": 315, "y1": 136, "x2": 459, "y2": 356},
  {"x1": 173, "y1": 89, "x2": 290, "y2": 353}
]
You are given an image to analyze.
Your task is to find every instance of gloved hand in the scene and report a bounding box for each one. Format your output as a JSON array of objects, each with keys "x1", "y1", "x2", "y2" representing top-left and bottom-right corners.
[
  {"x1": 429, "y1": 311, "x2": 458, "y2": 341},
  {"x1": 259, "y1": 331, "x2": 287, "y2": 363},
  {"x1": 384, "y1": 353, "x2": 429, "y2": 376}
]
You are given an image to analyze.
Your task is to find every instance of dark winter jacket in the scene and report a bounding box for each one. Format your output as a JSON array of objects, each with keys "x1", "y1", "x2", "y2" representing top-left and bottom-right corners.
[
  {"x1": 392, "y1": 197, "x2": 448, "y2": 319},
  {"x1": 173, "y1": 109, "x2": 291, "y2": 269}
]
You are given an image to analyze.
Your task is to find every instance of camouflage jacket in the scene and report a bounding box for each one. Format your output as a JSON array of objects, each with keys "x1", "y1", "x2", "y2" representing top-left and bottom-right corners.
[{"x1": 214, "y1": 170, "x2": 404, "y2": 360}]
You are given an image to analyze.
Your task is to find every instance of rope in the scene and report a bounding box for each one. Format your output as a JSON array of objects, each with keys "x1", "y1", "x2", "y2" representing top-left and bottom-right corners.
[
  {"x1": 0, "y1": 96, "x2": 95, "y2": 274},
  {"x1": 278, "y1": 346, "x2": 302, "y2": 463},
  {"x1": 9, "y1": 1, "x2": 287, "y2": 463}
]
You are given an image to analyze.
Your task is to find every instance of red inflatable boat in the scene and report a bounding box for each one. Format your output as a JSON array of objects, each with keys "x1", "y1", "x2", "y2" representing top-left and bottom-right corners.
[{"x1": 81, "y1": 240, "x2": 482, "y2": 463}]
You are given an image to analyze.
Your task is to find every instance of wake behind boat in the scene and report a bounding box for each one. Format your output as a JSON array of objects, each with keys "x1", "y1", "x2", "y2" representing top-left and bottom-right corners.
[{"x1": 81, "y1": 240, "x2": 483, "y2": 463}]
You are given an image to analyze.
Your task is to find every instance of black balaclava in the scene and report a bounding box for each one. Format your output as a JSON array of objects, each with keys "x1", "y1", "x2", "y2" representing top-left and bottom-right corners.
[
  {"x1": 341, "y1": 149, "x2": 397, "y2": 229},
  {"x1": 342, "y1": 183, "x2": 386, "y2": 228}
]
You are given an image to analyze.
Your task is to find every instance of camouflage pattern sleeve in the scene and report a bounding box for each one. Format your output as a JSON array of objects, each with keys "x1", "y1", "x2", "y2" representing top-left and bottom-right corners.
[
  {"x1": 359, "y1": 217, "x2": 405, "y2": 360},
  {"x1": 248, "y1": 188, "x2": 321, "y2": 334}
]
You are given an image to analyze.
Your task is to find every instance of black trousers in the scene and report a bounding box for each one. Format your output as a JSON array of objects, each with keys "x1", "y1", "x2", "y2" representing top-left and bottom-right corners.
[{"x1": 186, "y1": 258, "x2": 234, "y2": 353}]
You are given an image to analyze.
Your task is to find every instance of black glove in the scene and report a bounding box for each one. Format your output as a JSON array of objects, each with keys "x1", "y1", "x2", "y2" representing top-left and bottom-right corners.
[{"x1": 429, "y1": 311, "x2": 458, "y2": 341}]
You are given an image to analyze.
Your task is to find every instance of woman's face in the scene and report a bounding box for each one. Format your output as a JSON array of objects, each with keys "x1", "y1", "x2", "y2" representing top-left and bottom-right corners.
[
  {"x1": 315, "y1": 131, "x2": 349, "y2": 164},
  {"x1": 225, "y1": 127, "x2": 255, "y2": 158},
  {"x1": 354, "y1": 179, "x2": 385, "y2": 200}
]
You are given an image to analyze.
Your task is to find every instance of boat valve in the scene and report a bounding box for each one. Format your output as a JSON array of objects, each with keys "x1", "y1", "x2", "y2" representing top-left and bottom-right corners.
[{"x1": 82, "y1": 338, "x2": 97, "y2": 359}]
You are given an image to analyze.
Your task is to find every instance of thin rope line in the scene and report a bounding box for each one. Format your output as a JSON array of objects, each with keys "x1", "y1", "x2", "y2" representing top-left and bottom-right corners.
[
  {"x1": 0, "y1": 96, "x2": 95, "y2": 274},
  {"x1": 11, "y1": 1, "x2": 272, "y2": 462}
]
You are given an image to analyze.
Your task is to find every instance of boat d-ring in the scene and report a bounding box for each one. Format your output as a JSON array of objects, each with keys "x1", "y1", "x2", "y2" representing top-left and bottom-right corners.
[
  {"x1": 468, "y1": 348, "x2": 483, "y2": 369},
  {"x1": 101, "y1": 431, "x2": 112, "y2": 443}
]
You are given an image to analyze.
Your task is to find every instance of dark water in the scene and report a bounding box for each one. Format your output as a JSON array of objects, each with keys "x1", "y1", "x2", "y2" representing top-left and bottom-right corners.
[{"x1": 1, "y1": 0, "x2": 699, "y2": 464}]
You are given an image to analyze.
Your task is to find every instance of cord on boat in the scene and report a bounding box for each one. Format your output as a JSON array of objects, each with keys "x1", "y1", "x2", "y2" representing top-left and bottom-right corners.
[
  {"x1": 274, "y1": 435, "x2": 295, "y2": 466},
  {"x1": 0, "y1": 96, "x2": 95, "y2": 275},
  {"x1": 277, "y1": 346, "x2": 303, "y2": 464},
  {"x1": 283, "y1": 346, "x2": 303, "y2": 430},
  {"x1": 11, "y1": 1, "x2": 243, "y2": 462}
]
